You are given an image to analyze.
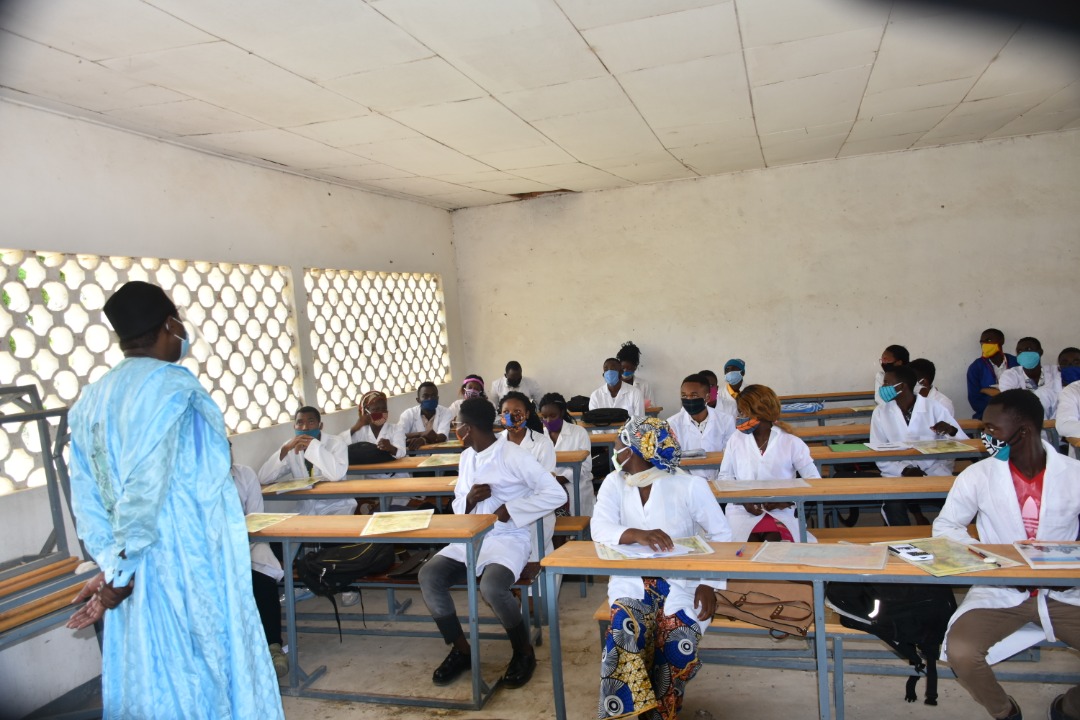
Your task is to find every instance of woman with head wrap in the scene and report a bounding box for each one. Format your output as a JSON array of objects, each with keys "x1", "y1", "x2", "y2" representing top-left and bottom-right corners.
[
  {"x1": 591, "y1": 417, "x2": 732, "y2": 720},
  {"x1": 340, "y1": 390, "x2": 408, "y2": 510},
  {"x1": 717, "y1": 384, "x2": 821, "y2": 543},
  {"x1": 448, "y1": 374, "x2": 486, "y2": 422}
]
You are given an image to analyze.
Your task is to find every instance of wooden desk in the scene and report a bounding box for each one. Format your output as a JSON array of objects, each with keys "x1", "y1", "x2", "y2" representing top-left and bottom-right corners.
[
  {"x1": 781, "y1": 405, "x2": 877, "y2": 425},
  {"x1": 263, "y1": 477, "x2": 458, "y2": 511},
  {"x1": 711, "y1": 475, "x2": 955, "y2": 541},
  {"x1": 779, "y1": 390, "x2": 875, "y2": 405},
  {"x1": 251, "y1": 514, "x2": 498, "y2": 710},
  {"x1": 791, "y1": 419, "x2": 983, "y2": 444},
  {"x1": 810, "y1": 438, "x2": 985, "y2": 472},
  {"x1": 541, "y1": 541, "x2": 1080, "y2": 720}
]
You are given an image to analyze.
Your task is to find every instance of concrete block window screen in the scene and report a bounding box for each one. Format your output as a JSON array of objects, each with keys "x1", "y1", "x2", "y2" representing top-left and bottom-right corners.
[
  {"x1": 304, "y1": 267, "x2": 451, "y2": 412},
  {"x1": 0, "y1": 249, "x2": 303, "y2": 495}
]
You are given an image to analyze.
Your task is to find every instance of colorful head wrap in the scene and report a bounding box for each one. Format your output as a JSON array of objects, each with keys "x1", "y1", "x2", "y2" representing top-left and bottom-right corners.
[
  {"x1": 618, "y1": 416, "x2": 682, "y2": 473},
  {"x1": 361, "y1": 390, "x2": 387, "y2": 409}
]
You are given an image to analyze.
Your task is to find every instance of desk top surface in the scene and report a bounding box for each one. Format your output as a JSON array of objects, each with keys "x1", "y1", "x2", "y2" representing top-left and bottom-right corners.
[
  {"x1": 349, "y1": 448, "x2": 590, "y2": 472},
  {"x1": 711, "y1": 475, "x2": 955, "y2": 499},
  {"x1": 778, "y1": 390, "x2": 875, "y2": 403},
  {"x1": 810, "y1": 437, "x2": 985, "y2": 462},
  {"x1": 263, "y1": 476, "x2": 458, "y2": 497},
  {"x1": 250, "y1": 513, "x2": 495, "y2": 540},
  {"x1": 541, "y1": 541, "x2": 1080, "y2": 582}
]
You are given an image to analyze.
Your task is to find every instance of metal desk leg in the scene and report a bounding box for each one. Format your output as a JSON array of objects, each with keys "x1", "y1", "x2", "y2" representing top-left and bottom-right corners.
[
  {"x1": 833, "y1": 636, "x2": 845, "y2": 720},
  {"x1": 816, "y1": 501, "x2": 825, "y2": 531},
  {"x1": 572, "y1": 461, "x2": 582, "y2": 517},
  {"x1": 797, "y1": 501, "x2": 808, "y2": 542},
  {"x1": 547, "y1": 568, "x2": 567, "y2": 720},
  {"x1": 466, "y1": 539, "x2": 485, "y2": 708},
  {"x1": 282, "y1": 539, "x2": 327, "y2": 694},
  {"x1": 813, "y1": 579, "x2": 831, "y2": 720}
]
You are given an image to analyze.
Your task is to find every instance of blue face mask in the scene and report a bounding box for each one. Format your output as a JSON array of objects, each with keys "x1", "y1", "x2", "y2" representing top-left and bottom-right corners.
[
  {"x1": 878, "y1": 383, "x2": 900, "y2": 403},
  {"x1": 725, "y1": 370, "x2": 743, "y2": 386},
  {"x1": 603, "y1": 369, "x2": 620, "y2": 386},
  {"x1": 621, "y1": 369, "x2": 635, "y2": 380},
  {"x1": 168, "y1": 317, "x2": 190, "y2": 360},
  {"x1": 420, "y1": 398, "x2": 438, "y2": 412},
  {"x1": 1017, "y1": 351, "x2": 1041, "y2": 370},
  {"x1": 295, "y1": 428, "x2": 321, "y2": 440},
  {"x1": 1062, "y1": 366, "x2": 1080, "y2": 387},
  {"x1": 981, "y1": 430, "x2": 1019, "y2": 462}
]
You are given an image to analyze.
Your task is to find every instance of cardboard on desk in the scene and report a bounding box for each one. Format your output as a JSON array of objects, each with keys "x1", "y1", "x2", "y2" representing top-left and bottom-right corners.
[
  {"x1": 264, "y1": 476, "x2": 327, "y2": 494},
  {"x1": 1013, "y1": 541, "x2": 1080, "y2": 570},
  {"x1": 751, "y1": 541, "x2": 888, "y2": 570}
]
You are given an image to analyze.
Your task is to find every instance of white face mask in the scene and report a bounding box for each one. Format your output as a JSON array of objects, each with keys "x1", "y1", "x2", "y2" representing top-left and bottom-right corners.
[{"x1": 611, "y1": 446, "x2": 631, "y2": 474}]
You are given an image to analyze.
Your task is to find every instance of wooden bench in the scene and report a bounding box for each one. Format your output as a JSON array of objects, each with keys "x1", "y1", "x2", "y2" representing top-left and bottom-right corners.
[
  {"x1": 0, "y1": 559, "x2": 92, "y2": 651},
  {"x1": 0, "y1": 557, "x2": 81, "y2": 601}
]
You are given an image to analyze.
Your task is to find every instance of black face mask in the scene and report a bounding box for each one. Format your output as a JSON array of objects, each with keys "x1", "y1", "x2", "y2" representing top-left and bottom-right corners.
[
  {"x1": 682, "y1": 397, "x2": 707, "y2": 416},
  {"x1": 880, "y1": 362, "x2": 894, "y2": 374}
]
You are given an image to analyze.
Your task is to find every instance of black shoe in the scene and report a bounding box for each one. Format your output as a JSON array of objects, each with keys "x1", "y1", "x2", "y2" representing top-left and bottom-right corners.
[
  {"x1": 501, "y1": 650, "x2": 536, "y2": 689},
  {"x1": 1048, "y1": 693, "x2": 1068, "y2": 720},
  {"x1": 432, "y1": 648, "x2": 471, "y2": 686},
  {"x1": 1002, "y1": 696, "x2": 1023, "y2": 720}
]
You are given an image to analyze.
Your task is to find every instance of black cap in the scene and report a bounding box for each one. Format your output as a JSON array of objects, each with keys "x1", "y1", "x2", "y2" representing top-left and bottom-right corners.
[{"x1": 103, "y1": 281, "x2": 177, "y2": 341}]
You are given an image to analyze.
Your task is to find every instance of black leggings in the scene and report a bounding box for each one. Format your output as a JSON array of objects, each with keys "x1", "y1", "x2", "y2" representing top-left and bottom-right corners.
[{"x1": 251, "y1": 571, "x2": 282, "y2": 646}]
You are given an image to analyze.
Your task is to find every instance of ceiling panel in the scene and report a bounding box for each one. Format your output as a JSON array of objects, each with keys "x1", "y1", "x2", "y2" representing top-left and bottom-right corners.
[
  {"x1": 670, "y1": 139, "x2": 764, "y2": 175},
  {"x1": 497, "y1": 77, "x2": 631, "y2": 122},
  {"x1": 316, "y1": 163, "x2": 414, "y2": 182},
  {"x1": 745, "y1": 26, "x2": 881, "y2": 87},
  {"x1": 105, "y1": 99, "x2": 268, "y2": 137},
  {"x1": 389, "y1": 97, "x2": 551, "y2": 156},
  {"x1": 511, "y1": 163, "x2": 628, "y2": 191},
  {"x1": 838, "y1": 132, "x2": 923, "y2": 157},
  {"x1": 323, "y1": 58, "x2": 486, "y2": 113},
  {"x1": 188, "y1": 129, "x2": 369, "y2": 169},
  {"x1": 289, "y1": 115, "x2": 420, "y2": 148},
  {"x1": 752, "y1": 64, "x2": 871, "y2": 135},
  {"x1": 471, "y1": 143, "x2": 578, "y2": 170},
  {"x1": 762, "y1": 132, "x2": 846, "y2": 166},
  {"x1": 846, "y1": 106, "x2": 951, "y2": 142},
  {"x1": 965, "y1": 28, "x2": 1080, "y2": 101},
  {"x1": 343, "y1": 136, "x2": 493, "y2": 176},
  {"x1": 100, "y1": 42, "x2": 366, "y2": 126},
  {"x1": 858, "y1": 78, "x2": 973, "y2": 118},
  {"x1": 531, "y1": 107, "x2": 665, "y2": 165},
  {"x1": 555, "y1": 0, "x2": 725, "y2": 32},
  {"x1": 737, "y1": 0, "x2": 889, "y2": 48},
  {"x1": 619, "y1": 53, "x2": 752, "y2": 133}
]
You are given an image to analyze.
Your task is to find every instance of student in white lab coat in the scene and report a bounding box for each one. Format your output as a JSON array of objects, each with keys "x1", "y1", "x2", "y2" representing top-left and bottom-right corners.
[
  {"x1": 909, "y1": 358, "x2": 956, "y2": 418},
  {"x1": 417, "y1": 399, "x2": 565, "y2": 690},
  {"x1": 1054, "y1": 348, "x2": 1080, "y2": 460},
  {"x1": 538, "y1": 392, "x2": 596, "y2": 516},
  {"x1": 714, "y1": 358, "x2": 745, "y2": 418},
  {"x1": 447, "y1": 374, "x2": 486, "y2": 421},
  {"x1": 231, "y1": 460, "x2": 288, "y2": 677},
  {"x1": 399, "y1": 381, "x2": 454, "y2": 451},
  {"x1": 874, "y1": 344, "x2": 910, "y2": 405},
  {"x1": 616, "y1": 340, "x2": 655, "y2": 408},
  {"x1": 489, "y1": 361, "x2": 542, "y2": 407},
  {"x1": 871, "y1": 366, "x2": 967, "y2": 526},
  {"x1": 342, "y1": 390, "x2": 406, "y2": 465},
  {"x1": 494, "y1": 392, "x2": 558, "y2": 559},
  {"x1": 666, "y1": 373, "x2": 735, "y2": 481},
  {"x1": 258, "y1": 406, "x2": 350, "y2": 515},
  {"x1": 999, "y1": 337, "x2": 1063, "y2": 420},
  {"x1": 589, "y1": 357, "x2": 645, "y2": 417},
  {"x1": 932, "y1": 390, "x2": 1080, "y2": 720},
  {"x1": 592, "y1": 416, "x2": 732, "y2": 720},
  {"x1": 719, "y1": 384, "x2": 821, "y2": 543}
]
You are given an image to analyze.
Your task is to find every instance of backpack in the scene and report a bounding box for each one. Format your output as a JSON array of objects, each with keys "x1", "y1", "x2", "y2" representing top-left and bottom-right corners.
[
  {"x1": 566, "y1": 395, "x2": 591, "y2": 413},
  {"x1": 347, "y1": 441, "x2": 396, "y2": 465},
  {"x1": 825, "y1": 582, "x2": 957, "y2": 705},
  {"x1": 295, "y1": 542, "x2": 396, "y2": 638},
  {"x1": 581, "y1": 408, "x2": 630, "y2": 426}
]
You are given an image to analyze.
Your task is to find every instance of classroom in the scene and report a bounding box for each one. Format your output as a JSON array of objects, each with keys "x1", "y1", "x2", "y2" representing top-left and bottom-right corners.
[{"x1": 1, "y1": 1, "x2": 1079, "y2": 719}]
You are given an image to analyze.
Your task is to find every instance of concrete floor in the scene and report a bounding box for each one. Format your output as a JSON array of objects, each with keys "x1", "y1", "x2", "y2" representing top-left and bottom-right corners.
[{"x1": 280, "y1": 582, "x2": 1079, "y2": 720}]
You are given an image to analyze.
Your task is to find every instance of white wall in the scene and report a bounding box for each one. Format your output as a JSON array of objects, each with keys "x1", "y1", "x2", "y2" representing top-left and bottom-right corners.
[
  {"x1": 452, "y1": 130, "x2": 1080, "y2": 417},
  {"x1": 0, "y1": 100, "x2": 458, "y2": 717}
]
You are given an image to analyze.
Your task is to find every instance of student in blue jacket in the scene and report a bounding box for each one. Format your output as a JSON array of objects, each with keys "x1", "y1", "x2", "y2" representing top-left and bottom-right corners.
[{"x1": 967, "y1": 328, "x2": 1018, "y2": 419}]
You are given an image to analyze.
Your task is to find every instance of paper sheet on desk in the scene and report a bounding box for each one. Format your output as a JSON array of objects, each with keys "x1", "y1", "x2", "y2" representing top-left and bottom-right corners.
[
  {"x1": 418, "y1": 454, "x2": 460, "y2": 467},
  {"x1": 361, "y1": 509, "x2": 435, "y2": 535},
  {"x1": 264, "y1": 476, "x2": 327, "y2": 494},
  {"x1": 866, "y1": 442, "x2": 909, "y2": 451},
  {"x1": 245, "y1": 513, "x2": 297, "y2": 533},
  {"x1": 752, "y1": 541, "x2": 888, "y2": 569},
  {"x1": 596, "y1": 536, "x2": 714, "y2": 561},
  {"x1": 1012, "y1": 540, "x2": 1080, "y2": 570},
  {"x1": 910, "y1": 439, "x2": 976, "y2": 454},
  {"x1": 712, "y1": 477, "x2": 810, "y2": 493},
  {"x1": 872, "y1": 537, "x2": 1019, "y2": 576}
]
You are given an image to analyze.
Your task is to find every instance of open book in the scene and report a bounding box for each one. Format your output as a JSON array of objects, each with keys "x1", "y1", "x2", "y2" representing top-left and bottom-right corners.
[{"x1": 596, "y1": 536, "x2": 714, "y2": 561}]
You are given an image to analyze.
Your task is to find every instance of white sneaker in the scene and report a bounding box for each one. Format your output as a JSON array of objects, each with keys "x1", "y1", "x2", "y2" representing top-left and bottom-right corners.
[{"x1": 340, "y1": 590, "x2": 360, "y2": 607}]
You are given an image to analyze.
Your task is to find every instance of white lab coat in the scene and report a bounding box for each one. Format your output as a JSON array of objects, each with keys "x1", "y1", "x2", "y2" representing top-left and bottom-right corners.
[
  {"x1": 495, "y1": 429, "x2": 557, "y2": 555},
  {"x1": 589, "y1": 382, "x2": 645, "y2": 417},
  {"x1": 925, "y1": 387, "x2": 956, "y2": 419},
  {"x1": 666, "y1": 406, "x2": 735, "y2": 481},
  {"x1": 869, "y1": 395, "x2": 969, "y2": 477},
  {"x1": 592, "y1": 469, "x2": 732, "y2": 625},
  {"x1": 398, "y1": 404, "x2": 454, "y2": 438},
  {"x1": 231, "y1": 464, "x2": 284, "y2": 581},
  {"x1": 718, "y1": 426, "x2": 821, "y2": 543},
  {"x1": 546, "y1": 421, "x2": 595, "y2": 516},
  {"x1": 624, "y1": 376, "x2": 654, "y2": 408},
  {"x1": 339, "y1": 422, "x2": 407, "y2": 479},
  {"x1": 715, "y1": 385, "x2": 739, "y2": 418},
  {"x1": 1054, "y1": 381, "x2": 1080, "y2": 459},
  {"x1": 437, "y1": 440, "x2": 565, "y2": 578},
  {"x1": 999, "y1": 365, "x2": 1062, "y2": 419},
  {"x1": 489, "y1": 376, "x2": 543, "y2": 406},
  {"x1": 257, "y1": 433, "x2": 351, "y2": 515},
  {"x1": 933, "y1": 444, "x2": 1080, "y2": 649}
]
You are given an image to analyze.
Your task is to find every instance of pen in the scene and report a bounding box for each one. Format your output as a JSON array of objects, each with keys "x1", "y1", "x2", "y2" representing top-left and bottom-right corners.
[
  {"x1": 735, "y1": 544, "x2": 746, "y2": 557},
  {"x1": 967, "y1": 546, "x2": 999, "y2": 565}
]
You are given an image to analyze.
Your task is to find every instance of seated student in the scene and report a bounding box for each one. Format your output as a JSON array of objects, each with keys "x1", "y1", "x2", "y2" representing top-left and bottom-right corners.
[
  {"x1": 999, "y1": 337, "x2": 1063, "y2": 420},
  {"x1": 616, "y1": 340, "x2": 654, "y2": 409},
  {"x1": 495, "y1": 392, "x2": 556, "y2": 473},
  {"x1": 399, "y1": 381, "x2": 453, "y2": 451},
  {"x1": 418, "y1": 398, "x2": 565, "y2": 689},
  {"x1": 343, "y1": 390, "x2": 406, "y2": 462},
  {"x1": 538, "y1": 392, "x2": 595, "y2": 516},
  {"x1": 715, "y1": 358, "x2": 745, "y2": 418},
  {"x1": 699, "y1": 369, "x2": 720, "y2": 409},
  {"x1": 489, "y1": 361, "x2": 542, "y2": 407},
  {"x1": 871, "y1": 365, "x2": 967, "y2": 526},
  {"x1": 258, "y1": 406, "x2": 350, "y2": 515},
  {"x1": 666, "y1": 373, "x2": 735, "y2": 481},
  {"x1": 967, "y1": 328, "x2": 1019, "y2": 420},
  {"x1": 933, "y1": 390, "x2": 1080, "y2": 720},
  {"x1": 909, "y1": 357, "x2": 956, "y2": 418},
  {"x1": 592, "y1": 417, "x2": 732, "y2": 720},
  {"x1": 1054, "y1": 347, "x2": 1080, "y2": 459},
  {"x1": 231, "y1": 456, "x2": 288, "y2": 677},
  {"x1": 447, "y1": 374, "x2": 485, "y2": 421},
  {"x1": 875, "y1": 344, "x2": 910, "y2": 405},
  {"x1": 719, "y1": 384, "x2": 821, "y2": 542},
  {"x1": 589, "y1": 357, "x2": 645, "y2": 417}
]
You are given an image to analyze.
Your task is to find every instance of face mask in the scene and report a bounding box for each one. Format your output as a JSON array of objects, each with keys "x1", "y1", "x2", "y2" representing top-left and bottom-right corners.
[
  {"x1": 603, "y1": 369, "x2": 620, "y2": 386},
  {"x1": 708, "y1": 386, "x2": 718, "y2": 403},
  {"x1": 981, "y1": 343, "x2": 1001, "y2": 359},
  {"x1": 420, "y1": 398, "x2": 438, "y2": 412},
  {"x1": 295, "y1": 428, "x2": 321, "y2": 440},
  {"x1": 725, "y1": 371, "x2": 743, "y2": 386},
  {"x1": 981, "y1": 429, "x2": 1020, "y2": 462},
  {"x1": 1016, "y1": 351, "x2": 1041, "y2": 370},
  {"x1": 621, "y1": 370, "x2": 635, "y2": 380},
  {"x1": 502, "y1": 412, "x2": 523, "y2": 429},
  {"x1": 878, "y1": 383, "x2": 901, "y2": 403},
  {"x1": 368, "y1": 411, "x2": 387, "y2": 426},
  {"x1": 1062, "y1": 366, "x2": 1080, "y2": 387},
  {"x1": 736, "y1": 417, "x2": 760, "y2": 435},
  {"x1": 914, "y1": 380, "x2": 927, "y2": 394},
  {"x1": 612, "y1": 446, "x2": 631, "y2": 474},
  {"x1": 168, "y1": 317, "x2": 191, "y2": 360},
  {"x1": 543, "y1": 417, "x2": 564, "y2": 434},
  {"x1": 463, "y1": 388, "x2": 482, "y2": 400},
  {"x1": 880, "y1": 362, "x2": 894, "y2": 374},
  {"x1": 682, "y1": 397, "x2": 707, "y2": 416}
]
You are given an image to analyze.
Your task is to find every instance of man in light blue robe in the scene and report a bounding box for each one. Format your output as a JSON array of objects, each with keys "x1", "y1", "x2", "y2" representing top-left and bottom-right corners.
[{"x1": 66, "y1": 281, "x2": 283, "y2": 720}]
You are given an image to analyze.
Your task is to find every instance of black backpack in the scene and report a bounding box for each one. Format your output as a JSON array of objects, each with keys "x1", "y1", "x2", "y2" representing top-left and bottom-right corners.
[
  {"x1": 295, "y1": 542, "x2": 396, "y2": 638},
  {"x1": 825, "y1": 582, "x2": 957, "y2": 705},
  {"x1": 566, "y1": 395, "x2": 591, "y2": 413},
  {"x1": 347, "y1": 441, "x2": 396, "y2": 465},
  {"x1": 581, "y1": 408, "x2": 630, "y2": 425}
]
